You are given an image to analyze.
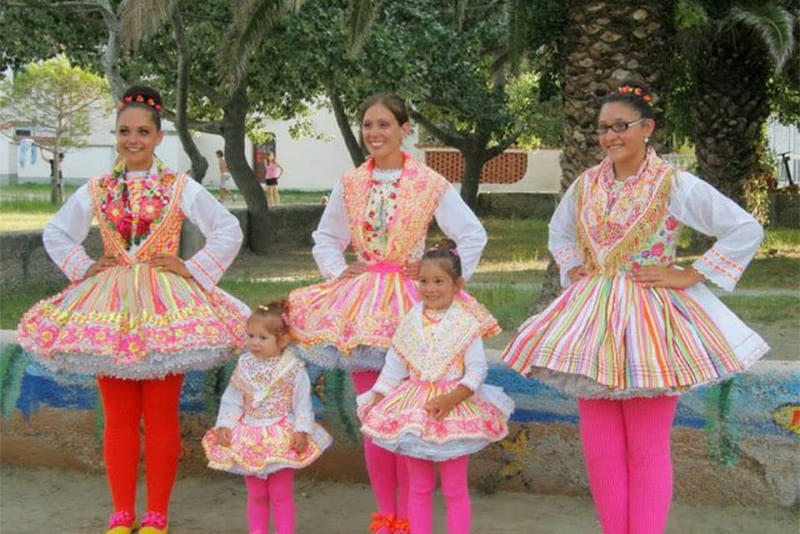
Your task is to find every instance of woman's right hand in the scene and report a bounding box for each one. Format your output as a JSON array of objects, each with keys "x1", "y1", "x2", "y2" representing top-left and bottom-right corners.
[
  {"x1": 338, "y1": 262, "x2": 368, "y2": 279},
  {"x1": 214, "y1": 427, "x2": 232, "y2": 447},
  {"x1": 568, "y1": 265, "x2": 588, "y2": 284},
  {"x1": 85, "y1": 255, "x2": 118, "y2": 278}
]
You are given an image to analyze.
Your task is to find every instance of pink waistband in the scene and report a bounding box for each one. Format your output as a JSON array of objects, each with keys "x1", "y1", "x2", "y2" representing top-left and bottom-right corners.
[{"x1": 366, "y1": 261, "x2": 403, "y2": 274}]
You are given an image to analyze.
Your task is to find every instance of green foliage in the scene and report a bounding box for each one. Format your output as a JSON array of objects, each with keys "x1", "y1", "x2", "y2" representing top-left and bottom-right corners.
[
  {"x1": 0, "y1": 344, "x2": 28, "y2": 418},
  {"x1": 0, "y1": 55, "x2": 112, "y2": 153},
  {"x1": 507, "y1": 73, "x2": 563, "y2": 149}
]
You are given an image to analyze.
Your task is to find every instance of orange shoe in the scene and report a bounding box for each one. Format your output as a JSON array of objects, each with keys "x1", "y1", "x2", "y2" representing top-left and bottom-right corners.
[{"x1": 369, "y1": 512, "x2": 395, "y2": 534}]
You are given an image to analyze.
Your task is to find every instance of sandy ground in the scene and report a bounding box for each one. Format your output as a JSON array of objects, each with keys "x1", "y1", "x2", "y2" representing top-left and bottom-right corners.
[{"x1": 1, "y1": 466, "x2": 797, "y2": 534}]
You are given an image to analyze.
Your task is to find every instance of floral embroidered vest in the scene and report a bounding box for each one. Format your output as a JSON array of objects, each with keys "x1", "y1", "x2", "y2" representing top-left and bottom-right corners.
[
  {"x1": 341, "y1": 155, "x2": 450, "y2": 264},
  {"x1": 230, "y1": 350, "x2": 302, "y2": 420},
  {"x1": 392, "y1": 302, "x2": 481, "y2": 381},
  {"x1": 575, "y1": 149, "x2": 681, "y2": 275},
  {"x1": 90, "y1": 165, "x2": 186, "y2": 264}
]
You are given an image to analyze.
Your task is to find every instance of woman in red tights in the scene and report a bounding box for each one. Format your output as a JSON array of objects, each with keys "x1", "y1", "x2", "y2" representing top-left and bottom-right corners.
[{"x1": 18, "y1": 85, "x2": 247, "y2": 534}]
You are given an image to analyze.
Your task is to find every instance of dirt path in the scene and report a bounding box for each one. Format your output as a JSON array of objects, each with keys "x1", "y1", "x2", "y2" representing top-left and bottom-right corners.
[{"x1": 1, "y1": 466, "x2": 797, "y2": 533}]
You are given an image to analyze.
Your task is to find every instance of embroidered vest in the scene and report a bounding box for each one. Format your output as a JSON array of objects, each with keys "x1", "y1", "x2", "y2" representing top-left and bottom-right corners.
[
  {"x1": 341, "y1": 156, "x2": 450, "y2": 264},
  {"x1": 90, "y1": 172, "x2": 186, "y2": 264},
  {"x1": 575, "y1": 150, "x2": 681, "y2": 274},
  {"x1": 392, "y1": 302, "x2": 481, "y2": 381},
  {"x1": 230, "y1": 351, "x2": 302, "y2": 420}
]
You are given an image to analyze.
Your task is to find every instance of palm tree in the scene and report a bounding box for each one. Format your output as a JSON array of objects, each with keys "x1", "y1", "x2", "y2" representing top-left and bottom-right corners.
[
  {"x1": 677, "y1": 1, "x2": 797, "y2": 207},
  {"x1": 536, "y1": 1, "x2": 676, "y2": 309}
]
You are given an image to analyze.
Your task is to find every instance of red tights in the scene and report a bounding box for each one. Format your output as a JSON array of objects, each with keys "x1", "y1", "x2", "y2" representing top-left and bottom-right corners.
[{"x1": 97, "y1": 374, "x2": 184, "y2": 517}]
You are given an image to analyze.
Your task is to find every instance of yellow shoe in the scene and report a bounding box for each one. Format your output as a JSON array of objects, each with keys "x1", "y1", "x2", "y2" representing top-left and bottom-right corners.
[
  {"x1": 104, "y1": 511, "x2": 136, "y2": 534},
  {"x1": 139, "y1": 511, "x2": 168, "y2": 534}
]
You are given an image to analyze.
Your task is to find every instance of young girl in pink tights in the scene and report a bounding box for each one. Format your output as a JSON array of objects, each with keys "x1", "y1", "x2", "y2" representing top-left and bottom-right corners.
[
  {"x1": 203, "y1": 301, "x2": 332, "y2": 534},
  {"x1": 358, "y1": 241, "x2": 514, "y2": 534},
  {"x1": 502, "y1": 80, "x2": 768, "y2": 533}
]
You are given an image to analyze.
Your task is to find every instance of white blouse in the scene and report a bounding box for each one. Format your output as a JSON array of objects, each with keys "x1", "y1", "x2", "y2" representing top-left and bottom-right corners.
[
  {"x1": 42, "y1": 177, "x2": 243, "y2": 291},
  {"x1": 548, "y1": 171, "x2": 764, "y2": 292},
  {"x1": 311, "y1": 181, "x2": 488, "y2": 281},
  {"x1": 214, "y1": 364, "x2": 316, "y2": 434}
]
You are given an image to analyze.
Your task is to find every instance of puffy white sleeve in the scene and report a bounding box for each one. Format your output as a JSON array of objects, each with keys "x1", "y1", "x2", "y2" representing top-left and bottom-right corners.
[
  {"x1": 459, "y1": 337, "x2": 488, "y2": 392},
  {"x1": 42, "y1": 184, "x2": 96, "y2": 282},
  {"x1": 548, "y1": 181, "x2": 583, "y2": 288},
  {"x1": 180, "y1": 178, "x2": 244, "y2": 290},
  {"x1": 311, "y1": 180, "x2": 351, "y2": 280},
  {"x1": 670, "y1": 172, "x2": 764, "y2": 292},
  {"x1": 434, "y1": 187, "x2": 487, "y2": 280},
  {"x1": 215, "y1": 382, "x2": 244, "y2": 429},
  {"x1": 292, "y1": 366, "x2": 316, "y2": 434},
  {"x1": 372, "y1": 346, "x2": 409, "y2": 395}
]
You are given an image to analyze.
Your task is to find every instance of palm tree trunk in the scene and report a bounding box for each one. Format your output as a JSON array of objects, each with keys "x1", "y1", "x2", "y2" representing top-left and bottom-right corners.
[
  {"x1": 691, "y1": 34, "x2": 771, "y2": 208},
  {"x1": 535, "y1": 1, "x2": 675, "y2": 311}
]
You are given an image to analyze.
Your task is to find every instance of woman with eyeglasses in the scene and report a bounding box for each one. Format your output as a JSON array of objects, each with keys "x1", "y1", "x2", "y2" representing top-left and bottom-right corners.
[{"x1": 501, "y1": 80, "x2": 768, "y2": 534}]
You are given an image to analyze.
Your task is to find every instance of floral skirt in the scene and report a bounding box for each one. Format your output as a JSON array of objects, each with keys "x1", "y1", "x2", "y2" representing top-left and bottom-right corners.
[
  {"x1": 288, "y1": 270, "x2": 500, "y2": 370},
  {"x1": 501, "y1": 274, "x2": 769, "y2": 398},
  {"x1": 202, "y1": 417, "x2": 332, "y2": 478},
  {"x1": 17, "y1": 263, "x2": 248, "y2": 379},
  {"x1": 357, "y1": 379, "x2": 513, "y2": 461}
]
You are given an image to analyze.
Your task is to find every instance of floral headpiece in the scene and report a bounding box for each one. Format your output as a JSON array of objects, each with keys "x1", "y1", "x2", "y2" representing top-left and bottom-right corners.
[
  {"x1": 617, "y1": 85, "x2": 653, "y2": 106},
  {"x1": 426, "y1": 243, "x2": 459, "y2": 257},
  {"x1": 119, "y1": 94, "x2": 162, "y2": 112}
]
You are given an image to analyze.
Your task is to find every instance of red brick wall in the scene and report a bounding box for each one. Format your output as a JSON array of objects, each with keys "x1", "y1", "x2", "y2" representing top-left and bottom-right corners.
[{"x1": 423, "y1": 150, "x2": 527, "y2": 184}]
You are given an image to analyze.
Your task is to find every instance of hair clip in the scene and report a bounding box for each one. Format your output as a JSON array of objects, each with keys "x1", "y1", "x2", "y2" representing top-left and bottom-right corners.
[
  {"x1": 257, "y1": 304, "x2": 270, "y2": 312},
  {"x1": 449, "y1": 248, "x2": 460, "y2": 257},
  {"x1": 120, "y1": 94, "x2": 162, "y2": 113},
  {"x1": 280, "y1": 312, "x2": 289, "y2": 324},
  {"x1": 616, "y1": 85, "x2": 653, "y2": 107}
]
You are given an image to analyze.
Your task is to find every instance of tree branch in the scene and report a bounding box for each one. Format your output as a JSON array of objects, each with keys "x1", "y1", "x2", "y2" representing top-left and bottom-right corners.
[{"x1": 409, "y1": 108, "x2": 467, "y2": 150}]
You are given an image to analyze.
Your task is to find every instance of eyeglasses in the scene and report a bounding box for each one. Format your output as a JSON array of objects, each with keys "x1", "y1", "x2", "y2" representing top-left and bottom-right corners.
[{"x1": 596, "y1": 118, "x2": 646, "y2": 136}]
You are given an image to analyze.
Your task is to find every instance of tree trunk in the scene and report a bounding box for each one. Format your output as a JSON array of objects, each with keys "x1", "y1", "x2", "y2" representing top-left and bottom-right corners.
[
  {"x1": 459, "y1": 139, "x2": 487, "y2": 209},
  {"x1": 536, "y1": 1, "x2": 675, "y2": 309},
  {"x1": 691, "y1": 33, "x2": 771, "y2": 208},
  {"x1": 327, "y1": 85, "x2": 365, "y2": 167},
  {"x1": 172, "y1": 8, "x2": 208, "y2": 183},
  {"x1": 221, "y1": 85, "x2": 271, "y2": 254},
  {"x1": 95, "y1": 0, "x2": 125, "y2": 100}
]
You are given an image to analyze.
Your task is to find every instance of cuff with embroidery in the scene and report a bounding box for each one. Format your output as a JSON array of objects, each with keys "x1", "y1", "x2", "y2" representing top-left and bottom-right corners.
[
  {"x1": 372, "y1": 376, "x2": 399, "y2": 396},
  {"x1": 294, "y1": 416, "x2": 314, "y2": 434},
  {"x1": 60, "y1": 246, "x2": 94, "y2": 281},
  {"x1": 186, "y1": 249, "x2": 226, "y2": 290},
  {"x1": 552, "y1": 245, "x2": 583, "y2": 288},
  {"x1": 458, "y1": 373, "x2": 482, "y2": 393},
  {"x1": 693, "y1": 247, "x2": 744, "y2": 292}
]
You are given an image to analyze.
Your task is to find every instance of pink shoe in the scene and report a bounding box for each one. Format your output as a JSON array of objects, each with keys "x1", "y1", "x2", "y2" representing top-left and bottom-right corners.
[
  {"x1": 369, "y1": 512, "x2": 395, "y2": 534},
  {"x1": 104, "y1": 511, "x2": 136, "y2": 534},
  {"x1": 138, "y1": 511, "x2": 168, "y2": 534}
]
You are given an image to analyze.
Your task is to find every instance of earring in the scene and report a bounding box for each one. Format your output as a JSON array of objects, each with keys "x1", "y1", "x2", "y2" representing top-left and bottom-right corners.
[{"x1": 645, "y1": 136, "x2": 650, "y2": 144}]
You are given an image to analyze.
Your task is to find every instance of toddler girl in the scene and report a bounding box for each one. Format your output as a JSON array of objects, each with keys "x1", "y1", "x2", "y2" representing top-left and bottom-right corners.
[{"x1": 203, "y1": 300, "x2": 332, "y2": 534}]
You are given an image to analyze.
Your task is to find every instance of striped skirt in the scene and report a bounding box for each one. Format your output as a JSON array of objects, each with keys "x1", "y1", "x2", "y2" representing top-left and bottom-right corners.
[
  {"x1": 17, "y1": 263, "x2": 248, "y2": 379},
  {"x1": 288, "y1": 269, "x2": 500, "y2": 370},
  {"x1": 501, "y1": 274, "x2": 769, "y2": 398}
]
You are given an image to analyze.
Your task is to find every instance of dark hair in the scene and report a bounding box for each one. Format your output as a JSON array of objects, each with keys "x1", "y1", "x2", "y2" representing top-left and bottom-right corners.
[
  {"x1": 250, "y1": 298, "x2": 290, "y2": 336},
  {"x1": 600, "y1": 79, "x2": 655, "y2": 120},
  {"x1": 216, "y1": 150, "x2": 223, "y2": 157},
  {"x1": 359, "y1": 93, "x2": 410, "y2": 126},
  {"x1": 421, "y1": 239, "x2": 462, "y2": 281},
  {"x1": 117, "y1": 85, "x2": 163, "y2": 130}
]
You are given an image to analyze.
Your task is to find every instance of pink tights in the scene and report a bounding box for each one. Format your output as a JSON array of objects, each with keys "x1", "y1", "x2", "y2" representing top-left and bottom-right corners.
[
  {"x1": 405, "y1": 455, "x2": 470, "y2": 534},
  {"x1": 352, "y1": 370, "x2": 409, "y2": 527},
  {"x1": 244, "y1": 470, "x2": 295, "y2": 534},
  {"x1": 578, "y1": 396, "x2": 678, "y2": 534}
]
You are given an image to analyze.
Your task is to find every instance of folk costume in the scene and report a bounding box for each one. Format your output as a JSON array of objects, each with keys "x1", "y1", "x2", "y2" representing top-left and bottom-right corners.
[
  {"x1": 286, "y1": 153, "x2": 498, "y2": 533},
  {"x1": 203, "y1": 348, "x2": 331, "y2": 534},
  {"x1": 501, "y1": 149, "x2": 768, "y2": 534},
  {"x1": 358, "y1": 300, "x2": 513, "y2": 534},
  {"x1": 17, "y1": 160, "x2": 248, "y2": 533}
]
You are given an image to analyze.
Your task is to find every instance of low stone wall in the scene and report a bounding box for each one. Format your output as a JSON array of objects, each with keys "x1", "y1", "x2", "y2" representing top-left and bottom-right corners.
[{"x1": 1, "y1": 330, "x2": 797, "y2": 508}]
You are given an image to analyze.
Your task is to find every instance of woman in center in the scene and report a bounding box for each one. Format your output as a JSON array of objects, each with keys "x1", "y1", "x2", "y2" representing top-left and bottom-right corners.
[{"x1": 287, "y1": 93, "x2": 498, "y2": 534}]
